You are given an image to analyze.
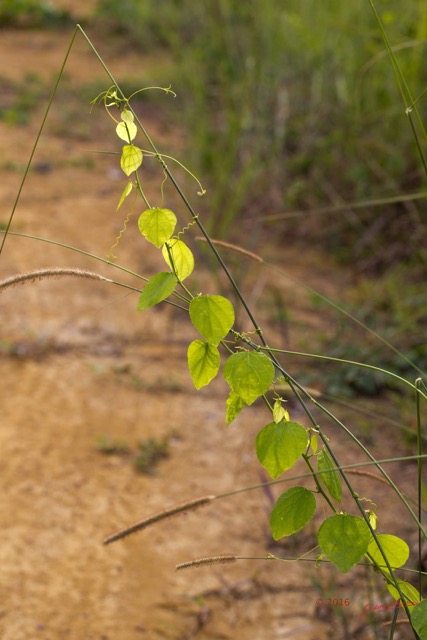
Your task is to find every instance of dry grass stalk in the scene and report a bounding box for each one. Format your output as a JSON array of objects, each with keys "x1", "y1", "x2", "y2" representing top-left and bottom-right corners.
[
  {"x1": 176, "y1": 554, "x2": 237, "y2": 571},
  {"x1": 104, "y1": 495, "x2": 215, "y2": 545},
  {"x1": 0, "y1": 268, "x2": 111, "y2": 292}
]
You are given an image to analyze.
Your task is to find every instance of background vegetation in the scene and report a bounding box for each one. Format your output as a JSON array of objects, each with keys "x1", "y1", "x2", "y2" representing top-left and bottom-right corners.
[
  {"x1": 2, "y1": 0, "x2": 425, "y2": 413},
  {"x1": 94, "y1": 0, "x2": 427, "y2": 393}
]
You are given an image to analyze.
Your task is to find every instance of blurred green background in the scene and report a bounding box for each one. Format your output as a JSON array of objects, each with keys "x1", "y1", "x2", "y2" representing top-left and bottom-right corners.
[{"x1": 2, "y1": 0, "x2": 427, "y2": 390}]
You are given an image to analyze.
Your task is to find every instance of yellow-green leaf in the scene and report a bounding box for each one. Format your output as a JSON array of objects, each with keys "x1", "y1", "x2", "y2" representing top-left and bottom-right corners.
[
  {"x1": 367, "y1": 534, "x2": 409, "y2": 570},
  {"x1": 137, "y1": 272, "x2": 177, "y2": 311},
  {"x1": 317, "y1": 449, "x2": 342, "y2": 502},
  {"x1": 138, "y1": 208, "x2": 177, "y2": 248},
  {"x1": 117, "y1": 181, "x2": 133, "y2": 211},
  {"x1": 121, "y1": 109, "x2": 134, "y2": 124},
  {"x1": 270, "y1": 486, "x2": 316, "y2": 539},
  {"x1": 318, "y1": 514, "x2": 370, "y2": 573},
  {"x1": 162, "y1": 238, "x2": 194, "y2": 281},
  {"x1": 223, "y1": 351, "x2": 274, "y2": 405},
  {"x1": 388, "y1": 578, "x2": 421, "y2": 605},
  {"x1": 189, "y1": 295, "x2": 234, "y2": 346},
  {"x1": 187, "y1": 340, "x2": 220, "y2": 390},
  {"x1": 120, "y1": 144, "x2": 143, "y2": 176},
  {"x1": 255, "y1": 420, "x2": 308, "y2": 479},
  {"x1": 116, "y1": 120, "x2": 137, "y2": 142},
  {"x1": 273, "y1": 398, "x2": 288, "y2": 423},
  {"x1": 226, "y1": 390, "x2": 245, "y2": 426}
]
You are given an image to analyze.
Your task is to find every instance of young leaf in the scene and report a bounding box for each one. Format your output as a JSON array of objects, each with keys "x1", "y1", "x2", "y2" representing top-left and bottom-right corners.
[
  {"x1": 117, "y1": 181, "x2": 133, "y2": 211},
  {"x1": 120, "y1": 144, "x2": 143, "y2": 176},
  {"x1": 187, "y1": 340, "x2": 220, "y2": 390},
  {"x1": 273, "y1": 398, "x2": 287, "y2": 423},
  {"x1": 310, "y1": 433, "x2": 318, "y2": 455},
  {"x1": 116, "y1": 120, "x2": 137, "y2": 142},
  {"x1": 189, "y1": 295, "x2": 234, "y2": 346},
  {"x1": 317, "y1": 449, "x2": 342, "y2": 502},
  {"x1": 411, "y1": 600, "x2": 427, "y2": 638},
  {"x1": 318, "y1": 514, "x2": 371, "y2": 573},
  {"x1": 223, "y1": 351, "x2": 274, "y2": 405},
  {"x1": 121, "y1": 109, "x2": 134, "y2": 123},
  {"x1": 225, "y1": 390, "x2": 245, "y2": 426},
  {"x1": 137, "y1": 272, "x2": 178, "y2": 311},
  {"x1": 270, "y1": 486, "x2": 316, "y2": 539},
  {"x1": 162, "y1": 239, "x2": 194, "y2": 281},
  {"x1": 367, "y1": 534, "x2": 409, "y2": 570},
  {"x1": 138, "y1": 208, "x2": 177, "y2": 248},
  {"x1": 388, "y1": 578, "x2": 421, "y2": 605},
  {"x1": 255, "y1": 421, "x2": 308, "y2": 479}
]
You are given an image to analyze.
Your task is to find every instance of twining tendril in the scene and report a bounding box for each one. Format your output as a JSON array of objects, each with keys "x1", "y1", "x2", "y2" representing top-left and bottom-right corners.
[{"x1": 177, "y1": 216, "x2": 199, "y2": 239}]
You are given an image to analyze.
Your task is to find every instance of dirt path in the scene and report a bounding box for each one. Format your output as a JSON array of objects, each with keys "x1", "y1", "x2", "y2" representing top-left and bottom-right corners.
[{"x1": 0, "y1": 8, "x2": 419, "y2": 640}]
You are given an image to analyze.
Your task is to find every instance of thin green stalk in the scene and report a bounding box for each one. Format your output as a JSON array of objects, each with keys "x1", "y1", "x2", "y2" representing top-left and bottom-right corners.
[
  {"x1": 76, "y1": 26, "x2": 266, "y2": 345},
  {"x1": 0, "y1": 26, "x2": 80, "y2": 257},
  {"x1": 207, "y1": 238, "x2": 425, "y2": 378},
  {"x1": 215, "y1": 454, "x2": 427, "y2": 501},
  {"x1": 416, "y1": 378, "x2": 424, "y2": 597},
  {"x1": 368, "y1": 0, "x2": 427, "y2": 174},
  {"x1": 263, "y1": 191, "x2": 427, "y2": 222},
  {"x1": 255, "y1": 344, "x2": 427, "y2": 402}
]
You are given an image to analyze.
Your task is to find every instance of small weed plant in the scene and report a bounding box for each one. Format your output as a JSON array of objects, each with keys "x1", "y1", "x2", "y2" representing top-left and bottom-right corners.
[{"x1": 0, "y1": 10, "x2": 426, "y2": 639}]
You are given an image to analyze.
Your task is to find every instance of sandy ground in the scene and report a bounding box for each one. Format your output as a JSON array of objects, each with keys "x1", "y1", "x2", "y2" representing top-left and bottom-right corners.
[{"x1": 0, "y1": 5, "x2": 421, "y2": 640}]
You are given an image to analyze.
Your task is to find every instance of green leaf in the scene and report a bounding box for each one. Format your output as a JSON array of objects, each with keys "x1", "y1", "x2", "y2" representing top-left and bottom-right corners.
[
  {"x1": 138, "y1": 208, "x2": 177, "y2": 248},
  {"x1": 187, "y1": 340, "x2": 220, "y2": 390},
  {"x1": 162, "y1": 239, "x2": 194, "y2": 281},
  {"x1": 120, "y1": 144, "x2": 143, "y2": 176},
  {"x1": 225, "y1": 390, "x2": 245, "y2": 426},
  {"x1": 116, "y1": 120, "x2": 137, "y2": 142},
  {"x1": 137, "y1": 272, "x2": 178, "y2": 311},
  {"x1": 318, "y1": 514, "x2": 371, "y2": 573},
  {"x1": 317, "y1": 449, "x2": 342, "y2": 502},
  {"x1": 117, "y1": 181, "x2": 133, "y2": 211},
  {"x1": 367, "y1": 534, "x2": 409, "y2": 570},
  {"x1": 270, "y1": 486, "x2": 316, "y2": 539},
  {"x1": 388, "y1": 578, "x2": 421, "y2": 605},
  {"x1": 189, "y1": 295, "x2": 234, "y2": 346},
  {"x1": 411, "y1": 600, "x2": 427, "y2": 638},
  {"x1": 223, "y1": 351, "x2": 274, "y2": 405},
  {"x1": 255, "y1": 420, "x2": 308, "y2": 479}
]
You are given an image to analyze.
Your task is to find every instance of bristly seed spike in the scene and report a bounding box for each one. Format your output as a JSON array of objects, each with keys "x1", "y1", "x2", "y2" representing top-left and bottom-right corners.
[{"x1": 103, "y1": 495, "x2": 215, "y2": 545}]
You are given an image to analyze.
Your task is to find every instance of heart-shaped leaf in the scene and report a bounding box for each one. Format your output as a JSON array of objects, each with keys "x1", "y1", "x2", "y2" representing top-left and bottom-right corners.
[
  {"x1": 120, "y1": 144, "x2": 143, "y2": 175},
  {"x1": 189, "y1": 295, "x2": 234, "y2": 346},
  {"x1": 187, "y1": 340, "x2": 220, "y2": 389},
  {"x1": 138, "y1": 208, "x2": 177, "y2": 248},
  {"x1": 367, "y1": 534, "x2": 409, "y2": 570},
  {"x1": 270, "y1": 486, "x2": 316, "y2": 539},
  {"x1": 223, "y1": 351, "x2": 274, "y2": 405},
  {"x1": 255, "y1": 420, "x2": 308, "y2": 479},
  {"x1": 318, "y1": 514, "x2": 370, "y2": 573}
]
